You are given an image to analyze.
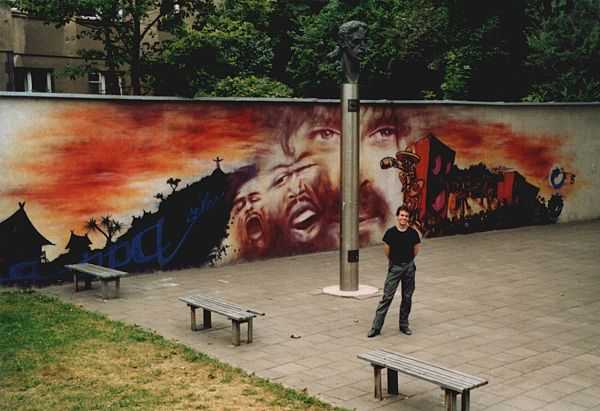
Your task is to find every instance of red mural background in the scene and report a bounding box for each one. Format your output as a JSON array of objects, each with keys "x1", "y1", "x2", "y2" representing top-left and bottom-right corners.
[{"x1": 0, "y1": 99, "x2": 579, "y2": 283}]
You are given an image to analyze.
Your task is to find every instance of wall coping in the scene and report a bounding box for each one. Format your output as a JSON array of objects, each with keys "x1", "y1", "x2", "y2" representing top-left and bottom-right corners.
[{"x1": 1, "y1": 91, "x2": 600, "y2": 107}]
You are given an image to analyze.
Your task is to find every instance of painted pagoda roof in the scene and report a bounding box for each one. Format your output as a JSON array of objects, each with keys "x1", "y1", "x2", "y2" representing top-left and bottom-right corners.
[
  {"x1": 0, "y1": 203, "x2": 54, "y2": 246},
  {"x1": 65, "y1": 231, "x2": 92, "y2": 250}
]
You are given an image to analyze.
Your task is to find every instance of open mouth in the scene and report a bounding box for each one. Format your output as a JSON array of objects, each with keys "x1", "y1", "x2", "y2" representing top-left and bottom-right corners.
[
  {"x1": 290, "y1": 204, "x2": 319, "y2": 231},
  {"x1": 292, "y1": 208, "x2": 319, "y2": 230},
  {"x1": 287, "y1": 198, "x2": 323, "y2": 242},
  {"x1": 245, "y1": 214, "x2": 264, "y2": 241}
]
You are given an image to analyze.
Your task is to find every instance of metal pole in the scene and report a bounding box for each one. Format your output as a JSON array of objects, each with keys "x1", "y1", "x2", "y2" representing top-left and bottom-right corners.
[{"x1": 340, "y1": 82, "x2": 360, "y2": 291}]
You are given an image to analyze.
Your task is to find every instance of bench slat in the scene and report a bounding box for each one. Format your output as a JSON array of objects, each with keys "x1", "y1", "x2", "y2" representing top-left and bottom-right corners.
[
  {"x1": 361, "y1": 355, "x2": 479, "y2": 392},
  {"x1": 362, "y1": 350, "x2": 486, "y2": 385},
  {"x1": 188, "y1": 295, "x2": 265, "y2": 315},
  {"x1": 179, "y1": 295, "x2": 256, "y2": 321},
  {"x1": 180, "y1": 296, "x2": 249, "y2": 315},
  {"x1": 358, "y1": 350, "x2": 487, "y2": 392},
  {"x1": 66, "y1": 263, "x2": 127, "y2": 279},
  {"x1": 185, "y1": 295, "x2": 247, "y2": 312},
  {"x1": 359, "y1": 351, "x2": 484, "y2": 391}
]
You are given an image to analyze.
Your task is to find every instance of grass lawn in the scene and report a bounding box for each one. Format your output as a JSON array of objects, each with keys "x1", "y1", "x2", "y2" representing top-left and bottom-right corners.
[{"x1": 0, "y1": 290, "x2": 348, "y2": 411}]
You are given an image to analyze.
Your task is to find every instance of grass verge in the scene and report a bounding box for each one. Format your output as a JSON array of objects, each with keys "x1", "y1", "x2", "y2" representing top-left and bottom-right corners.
[{"x1": 0, "y1": 290, "x2": 349, "y2": 411}]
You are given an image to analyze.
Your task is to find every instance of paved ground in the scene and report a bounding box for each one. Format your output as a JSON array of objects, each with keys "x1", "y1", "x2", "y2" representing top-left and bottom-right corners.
[{"x1": 43, "y1": 220, "x2": 600, "y2": 411}]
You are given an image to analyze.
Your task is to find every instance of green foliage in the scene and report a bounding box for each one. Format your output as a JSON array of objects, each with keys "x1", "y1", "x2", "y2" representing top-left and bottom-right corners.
[
  {"x1": 524, "y1": 0, "x2": 600, "y2": 101},
  {"x1": 6, "y1": 0, "x2": 214, "y2": 94},
  {"x1": 152, "y1": 1, "x2": 277, "y2": 96},
  {"x1": 287, "y1": 0, "x2": 448, "y2": 98},
  {"x1": 6, "y1": 0, "x2": 600, "y2": 101},
  {"x1": 203, "y1": 75, "x2": 293, "y2": 98},
  {"x1": 440, "y1": 49, "x2": 471, "y2": 100}
]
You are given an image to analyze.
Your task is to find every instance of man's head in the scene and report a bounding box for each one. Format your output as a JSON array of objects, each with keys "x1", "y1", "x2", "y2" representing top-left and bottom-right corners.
[
  {"x1": 396, "y1": 205, "x2": 411, "y2": 229},
  {"x1": 338, "y1": 20, "x2": 368, "y2": 61}
]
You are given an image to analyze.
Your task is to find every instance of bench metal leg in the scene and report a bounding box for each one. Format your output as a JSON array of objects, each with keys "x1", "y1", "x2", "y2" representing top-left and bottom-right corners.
[
  {"x1": 189, "y1": 306, "x2": 197, "y2": 331},
  {"x1": 203, "y1": 309, "x2": 212, "y2": 329},
  {"x1": 101, "y1": 280, "x2": 109, "y2": 299},
  {"x1": 115, "y1": 277, "x2": 120, "y2": 298},
  {"x1": 232, "y1": 320, "x2": 241, "y2": 346},
  {"x1": 387, "y1": 369, "x2": 399, "y2": 395},
  {"x1": 444, "y1": 389, "x2": 458, "y2": 411},
  {"x1": 74, "y1": 273, "x2": 79, "y2": 292},
  {"x1": 247, "y1": 318, "x2": 253, "y2": 343},
  {"x1": 461, "y1": 391, "x2": 470, "y2": 411},
  {"x1": 373, "y1": 365, "x2": 383, "y2": 400}
]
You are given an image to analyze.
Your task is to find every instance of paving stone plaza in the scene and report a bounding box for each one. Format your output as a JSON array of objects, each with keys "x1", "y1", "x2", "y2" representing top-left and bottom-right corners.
[{"x1": 45, "y1": 220, "x2": 600, "y2": 411}]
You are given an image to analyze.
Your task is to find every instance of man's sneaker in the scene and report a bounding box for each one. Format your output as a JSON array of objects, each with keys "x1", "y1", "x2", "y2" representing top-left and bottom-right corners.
[
  {"x1": 400, "y1": 326, "x2": 412, "y2": 335},
  {"x1": 367, "y1": 329, "x2": 381, "y2": 338}
]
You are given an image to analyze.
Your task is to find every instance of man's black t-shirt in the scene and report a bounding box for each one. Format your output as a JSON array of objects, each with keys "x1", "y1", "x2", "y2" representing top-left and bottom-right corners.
[{"x1": 383, "y1": 226, "x2": 421, "y2": 266}]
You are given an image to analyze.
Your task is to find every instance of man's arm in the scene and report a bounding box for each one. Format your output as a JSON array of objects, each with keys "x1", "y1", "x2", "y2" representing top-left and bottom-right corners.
[
  {"x1": 384, "y1": 243, "x2": 390, "y2": 258},
  {"x1": 413, "y1": 243, "x2": 420, "y2": 257}
]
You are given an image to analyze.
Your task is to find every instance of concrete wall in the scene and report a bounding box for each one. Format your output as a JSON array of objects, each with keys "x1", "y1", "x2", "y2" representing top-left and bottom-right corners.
[{"x1": 0, "y1": 94, "x2": 598, "y2": 284}]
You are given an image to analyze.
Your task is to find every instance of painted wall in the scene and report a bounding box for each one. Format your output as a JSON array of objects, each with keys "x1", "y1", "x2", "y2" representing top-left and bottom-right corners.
[{"x1": 1, "y1": 95, "x2": 598, "y2": 285}]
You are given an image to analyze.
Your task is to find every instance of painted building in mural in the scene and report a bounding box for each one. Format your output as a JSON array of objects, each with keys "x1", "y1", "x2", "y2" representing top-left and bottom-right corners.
[{"x1": 0, "y1": 95, "x2": 597, "y2": 285}]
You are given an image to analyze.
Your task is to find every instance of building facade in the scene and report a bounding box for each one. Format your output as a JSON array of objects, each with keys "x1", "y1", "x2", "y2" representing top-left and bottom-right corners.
[{"x1": 1, "y1": 5, "x2": 126, "y2": 95}]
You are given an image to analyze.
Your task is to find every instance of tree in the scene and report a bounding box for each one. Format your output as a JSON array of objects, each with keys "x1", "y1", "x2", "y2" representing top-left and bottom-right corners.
[
  {"x1": 7, "y1": 0, "x2": 213, "y2": 95},
  {"x1": 85, "y1": 215, "x2": 123, "y2": 246},
  {"x1": 287, "y1": 0, "x2": 448, "y2": 99},
  {"x1": 152, "y1": 0, "x2": 292, "y2": 97},
  {"x1": 166, "y1": 177, "x2": 181, "y2": 192},
  {"x1": 440, "y1": 0, "x2": 529, "y2": 100},
  {"x1": 524, "y1": 0, "x2": 600, "y2": 101}
]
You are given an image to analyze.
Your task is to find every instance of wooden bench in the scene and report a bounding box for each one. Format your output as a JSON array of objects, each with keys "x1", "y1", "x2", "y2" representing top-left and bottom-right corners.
[
  {"x1": 65, "y1": 263, "x2": 127, "y2": 299},
  {"x1": 358, "y1": 349, "x2": 487, "y2": 411},
  {"x1": 179, "y1": 295, "x2": 265, "y2": 346}
]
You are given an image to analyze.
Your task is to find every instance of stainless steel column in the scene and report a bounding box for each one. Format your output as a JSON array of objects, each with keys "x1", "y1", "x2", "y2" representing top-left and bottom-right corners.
[{"x1": 340, "y1": 83, "x2": 360, "y2": 291}]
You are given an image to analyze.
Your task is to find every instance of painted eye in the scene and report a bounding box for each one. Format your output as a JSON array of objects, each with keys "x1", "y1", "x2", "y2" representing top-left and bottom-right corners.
[
  {"x1": 367, "y1": 126, "x2": 396, "y2": 145},
  {"x1": 309, "y1": 127, "x2": 340, "y2": 142},
  {"x1": 232, "y1": 199, "x2": 246, "y2": 214},
  {"x1": 248, "y1": 193, "x2": 261, "y2": 203},
  {"x1": 272, "y1": 173, "x2": 288, "y2": 188}
]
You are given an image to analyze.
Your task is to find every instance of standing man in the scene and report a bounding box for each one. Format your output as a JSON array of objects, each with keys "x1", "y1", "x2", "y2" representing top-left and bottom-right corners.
[{"x1": 368, "y1": 205, "x2": 421, "y2": 337}]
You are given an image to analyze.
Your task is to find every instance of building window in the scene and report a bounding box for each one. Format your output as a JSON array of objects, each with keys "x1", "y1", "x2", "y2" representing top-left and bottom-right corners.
[
  {"x1": 14, "y1": 68, "x2": 53, "y2": 92},
  {"x1": 88, "y1": 71, "x2": 123, "y2": 95},
  {"x1": 88, "y1": 72, "x2": 106, "y2": 94}
]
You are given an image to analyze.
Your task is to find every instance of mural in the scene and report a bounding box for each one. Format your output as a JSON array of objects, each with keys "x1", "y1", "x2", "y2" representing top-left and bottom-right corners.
[{"x1": 0, "y1": 97, "x2": 585, "y2": 285}]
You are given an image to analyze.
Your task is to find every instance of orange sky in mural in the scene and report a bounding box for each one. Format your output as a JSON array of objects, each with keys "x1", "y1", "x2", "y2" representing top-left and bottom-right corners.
[
  {"x1": 7, "y1": 102, "x2": 263, "y2": 226},
  {"x1": 424, "y1": 118, "x2": 572, "y2": 190}
]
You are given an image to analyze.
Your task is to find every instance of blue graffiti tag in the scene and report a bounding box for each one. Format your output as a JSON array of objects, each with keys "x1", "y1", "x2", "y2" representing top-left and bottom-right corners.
[
  {"x1": 4, "y1": 192, "x2": 224, "y2": 283},
  {"x1": 81, "y1": 192, "x2": 223, "y2": 269}
]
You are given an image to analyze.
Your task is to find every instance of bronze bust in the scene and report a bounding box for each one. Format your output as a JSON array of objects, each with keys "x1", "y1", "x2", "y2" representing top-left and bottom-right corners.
[{"x1": 328, "y1": 20, "x2": 368, "y2": 84}]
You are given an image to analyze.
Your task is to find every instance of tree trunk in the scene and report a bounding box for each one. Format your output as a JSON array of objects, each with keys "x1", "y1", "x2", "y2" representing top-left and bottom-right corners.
[
  {"x1": 104, "y1": 26, "x2": 121, "y2": 95},
  {"x1": 131, "y1": 13, "x2": 142, "y2": 95}
]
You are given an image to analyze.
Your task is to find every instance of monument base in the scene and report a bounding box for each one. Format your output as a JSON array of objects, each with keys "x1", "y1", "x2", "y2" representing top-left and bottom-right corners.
[{"x1": 322, "y1": 284, "x2": 379, "y2": 299}]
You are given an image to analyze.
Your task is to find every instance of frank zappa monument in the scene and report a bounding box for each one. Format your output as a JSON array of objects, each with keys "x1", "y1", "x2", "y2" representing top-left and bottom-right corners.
[{"x1": 324, "y1": 21, "x2": 377, "y2": 296}]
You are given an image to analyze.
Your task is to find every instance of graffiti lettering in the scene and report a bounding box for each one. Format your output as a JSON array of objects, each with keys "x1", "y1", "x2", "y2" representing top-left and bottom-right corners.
[{"x1": 81, "y1": 192, "x2": 222, "y2": 269}]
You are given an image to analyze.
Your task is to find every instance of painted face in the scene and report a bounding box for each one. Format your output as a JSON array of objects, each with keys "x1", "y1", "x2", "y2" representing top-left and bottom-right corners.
[
  {"x1": 264, "y1": 152, "x2": 330, "y2": 245},
  {"x1": 230, "y1": 177, "x2": 270, "y2": 258},
  {"x1": 256, "y1": 109, "x2": 340, "y2": 251},
  {"x1": 359, "y1": 108, "x2": 409, "y2": 244}
]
